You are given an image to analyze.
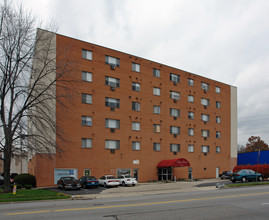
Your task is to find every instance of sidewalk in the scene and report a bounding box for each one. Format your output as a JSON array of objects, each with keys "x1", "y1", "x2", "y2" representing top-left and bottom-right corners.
[{"x1": 72, "y1": 179, "x2": 225, "y2": 200}]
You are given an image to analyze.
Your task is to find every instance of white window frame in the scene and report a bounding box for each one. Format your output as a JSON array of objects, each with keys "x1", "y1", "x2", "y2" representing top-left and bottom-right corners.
[
  {"x1": 201, "y1": 114, "x2": 209, "y2": 122},
  {"x1": 153, "y1": 105, "x2": 161, "y2": 114},
  {"x1": 216, "y1": 131, "x2": 221, "y2": 138},
  {"x1": 105, "y1": 76, "x2": 120, "y2": 88},
  {"x1": 82, "y1": 93, "x2": 92, "y2": 104},
  {"x1": 82, "y1": 49, "x2": 92, "y2": 60},
  {"x1": 153, "y1": 68, "x2": 160, "y2": 77},
  {"x1": 132, "y1": 141, "x2": 140, "y2": 151},
  {"x1": 153, "y1": 124, "x2": 161, "y2": 133},
  {"x1": 201, "y1": 98, "x2": 209, "y2": 106},
  {"x1": 201, "y1": 130, "x2": 210, "y2": 137},
  {"x1": 81, "y1": 116, "x2": 92, "y2": 126},
  {"x1": 188, "y1": 78, "x2": 194, "y2": 86},
  {"x1": 188, "y1": 95, "x2": 194, "y2": 103},
  {"x1": 170, "y1": 73, "x2": 180, "y2": 83},
  {"x1": 82, "y1": 71, "x2": 92, "y2": 82},
  {"x1": 105, "y1": 55, "x2": 120, "y2": 67},
  {"x1": 132, "y1": 102, "x2": 140, "y2": 111},
  {"x1": 132, "y1": 82, "x2": 140, "y2": 92},
  {"x1": 201, "y1": 145, "x2": 209, "y2": 153},
  {"x1": 105, "y1": 97, "x2": 120, "y2": 108},
  {"x1": 132, "y1": 63, "x2": 140, "y2": 72},
  {"x1": 216, "y1": 101, "x2": 221, "y2": 109},
  {"x1": 188, "y1": 128, "x2": 194, "y2": 136},
  {"x1": 153, "y1": 87, "x2": 161, "y2": 96},
  {"x1": 201, "y1": 82, "x2": 209, "y2": 91},
  {"x1": 105, "y1": 140, "x2": 120, "y2": 149},
  {"x1": 170, "y1": 144, "x2": 180, "y2": 152},
  {"x1": 170, "y1": 108, "x2": 180, "y2": 117},
  {"x1": 81, "y1": 138, "x2": 92, "y2": 148},
  {"x1": 153, "y1": 143, "x2": 160, "y2": 151},
  {"x1": 216, "y1": 146, "x2": 221, "y2": 153},
  {"x1": 170, "y1": 126, "x2": 180, "y2": 135},
  {"x1": 170, "y1": 91, "x2": 180, "y2": 100},
  {"x1": 216, "y1": 87, "x2": 221, "y2": 93},
  {"x1": 188, "y1": 145, "x2": 194, "y2": 152},
  {"x1": 105, "y1": 119, "x2": 120, "y2": 129},
  {"x1": 132, "y1": 122, "x2": 140, "y2": 131},
  {"x1": 188, "y1": 111, "x2": 194, "y2": 119},
  {"x1": 216, "y1": 116, "x2": 221, "y2": 123}
]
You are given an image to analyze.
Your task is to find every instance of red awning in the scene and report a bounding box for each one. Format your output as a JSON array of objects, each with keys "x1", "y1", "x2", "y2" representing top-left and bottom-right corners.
[{"x1": 157, "y1": 158, "x2": 190, "y2": 168}]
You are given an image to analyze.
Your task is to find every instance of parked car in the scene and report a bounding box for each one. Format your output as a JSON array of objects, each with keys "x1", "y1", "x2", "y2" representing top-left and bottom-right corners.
[
  {"x1": 57, "y1": 177, "x2": 81, "y2": 190},
  {"x1": 0, "y1": 173, "x2": 18, "y2": 185},
  {"x1": 230, "y1": 169, "x2": 264, "y2": 183},
  {"x1": 0, "y1": 173, "x2": 3, "y2": 185},
  {"x1": 98, "y1": 175, "x2": 119, "y2": 188},
  {"x1": 79, "y1": 176, "x2": 99, "y2": 188},
  {"x1": 220, "y1": 171, "x2": 232, "y2": 179},
  {"x1": 118, "y1": 174, "x2": 137, "y2": 186}
]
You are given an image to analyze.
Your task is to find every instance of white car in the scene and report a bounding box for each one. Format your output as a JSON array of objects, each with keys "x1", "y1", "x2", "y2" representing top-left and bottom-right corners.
[
  {"x1": 98, "y1": 175, "x2": 119, "y2": 188},
  {"x1": 118, "y1": 175, "x2": 137, "y2": 186}
]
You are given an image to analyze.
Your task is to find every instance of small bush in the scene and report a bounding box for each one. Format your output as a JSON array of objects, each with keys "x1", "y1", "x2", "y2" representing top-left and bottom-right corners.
[
  {"x1": 25, "y1": 184, "x2": 32, "y2": 189},
  {"x1": 14, "y1": 173, "x2": 36, "y2": 187}
]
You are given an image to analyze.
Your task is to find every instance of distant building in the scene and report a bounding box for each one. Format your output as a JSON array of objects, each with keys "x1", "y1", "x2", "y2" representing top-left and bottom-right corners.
[
  {"x1": 28, "y1": 29, "x2": 237, "y2": 187},
  {"x1": 0, "y1": 151, "x2": 28, "y2": 174}
]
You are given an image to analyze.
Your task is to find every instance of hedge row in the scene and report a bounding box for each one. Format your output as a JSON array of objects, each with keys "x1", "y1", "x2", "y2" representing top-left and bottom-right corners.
[{"x1": 233, "y1": 164, "x2": 269, "y2": 178}]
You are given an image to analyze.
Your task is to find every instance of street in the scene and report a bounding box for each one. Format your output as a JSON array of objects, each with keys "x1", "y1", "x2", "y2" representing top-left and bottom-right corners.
[{"x1": 1, "y1": 185, "x2": 269, "y2": 219}]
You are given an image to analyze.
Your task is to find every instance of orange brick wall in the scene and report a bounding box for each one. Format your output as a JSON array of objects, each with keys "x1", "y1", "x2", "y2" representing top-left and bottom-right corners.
[{"x1": 30, "y1": 33, "x2": 236, "y2": 187}]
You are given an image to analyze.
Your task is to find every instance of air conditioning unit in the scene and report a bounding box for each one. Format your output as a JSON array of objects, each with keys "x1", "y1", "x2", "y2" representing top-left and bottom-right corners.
[
  {"x1": 204, "y1": 89, "x2": 207, "y2": 93},
  {"x1": 204, "y1": 152, "x2": 207, "y2": 156},
  {"x1": 110, "y1": 107, "x2": 115, "y2": 111},
  {"x1": 174, "y1": 81, "x2": 177, "y2": 85},
  {"x1": 110, "y1": 128, "x2": 115, "y2": 133},
  {"x1": 174, "y1": 117, "x2": 177, "y2": 120},
  {"x1": 173, "y1": 99, "x2": 177, "y2": 103},
  {"x1": 174, "y1": 152, "x2": 177, "y2": 155},
  {"x1": 204, "y1": 121, "x2": 207, "y2": 125},
  {"x1": 204, "y1": 105, "x2": 207, "y2": 109},
  {"x1": 110, "y1": 64, "x2": 116, "y2": 70},
  {"x1": 110, "y1": 149, "x2": 115, "y2": 154},
  {"x1": 174, "y1": 134, "x2": 177, "y2": 138},
  {"x1": 110, "y1": 86, "x2": 115, "y2": 91}
]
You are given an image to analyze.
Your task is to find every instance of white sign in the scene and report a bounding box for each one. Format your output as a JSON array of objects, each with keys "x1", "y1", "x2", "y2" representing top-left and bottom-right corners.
[{"x1": 133, "y1": 160, "x2": 139, "y2": 165}]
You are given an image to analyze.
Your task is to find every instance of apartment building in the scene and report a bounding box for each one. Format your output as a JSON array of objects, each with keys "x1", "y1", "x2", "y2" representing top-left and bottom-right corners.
[{"x1": 28, "y1": 29, "x2": 237, "y2": 187}]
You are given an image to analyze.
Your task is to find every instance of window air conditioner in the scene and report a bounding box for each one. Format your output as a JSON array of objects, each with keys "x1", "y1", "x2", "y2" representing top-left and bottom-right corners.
[
  {"x1": 110, "y1": 149, "x2": 115, "y2": 154},
  {"x1": 110, "y1": 86, "x2": 115, "y2": 91},
  {"x1": 204, "y1": 105, "x2": 207, "y2": 109},
  {"x1": 174, "y1": 81, "x2": 177, "y2": 85},
  {"x1": 204, "y1": 121, "x2": 207, "y2": 125},
  {"x1": 173, "y1": 99, "x2": 177, "y2": 103},
  {"x1": 204, "y1": 89, "x2": 207, "y2": 93},
  {"x1": 111, "y1": 64, "x2": 116, "y2": 70},
  {"x1": 110, "y1": 128, "x2": 115, "y2": 133}
]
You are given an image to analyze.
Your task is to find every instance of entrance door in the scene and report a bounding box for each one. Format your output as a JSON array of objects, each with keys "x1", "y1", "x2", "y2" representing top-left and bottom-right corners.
[
  {"x1": 188, "y1": 167, "x2": 192, "y2": 180},
  {"x1": 216, "y1": 167, "x2": 220, "y2": 178},
  {"x1": 133, "y1": 168, "x2": 139, "y2": 182},
  {"x1": 158, "y1": 168, "x2": 172, "y2": 181}
]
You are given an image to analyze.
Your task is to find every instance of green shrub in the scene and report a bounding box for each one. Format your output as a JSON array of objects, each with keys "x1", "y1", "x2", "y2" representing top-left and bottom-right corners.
[
  {"x1": 25, "y1": 184, "x2": 32, "y2": 189},
  {"x1": 14, "y1": 173, "x2": 36, "y2": 187}
]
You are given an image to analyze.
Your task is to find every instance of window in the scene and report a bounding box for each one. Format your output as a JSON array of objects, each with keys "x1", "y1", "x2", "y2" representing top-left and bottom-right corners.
[
  {"x1": 201, "y1": 145, "x2": 209, "y2": 153},
  {"x1": 201, "y1": 130, "x2": 210, "y2": 137},
  {"x1": 216, "y1": 101, "x2": 221, "y2": 109},
  {"x1": 132, "y1": 122, "x2": 140, "y2": 131},
  {"x1": 201, "y1": 98, "x2": 209, "y2": 106},
  {"x1": 216, "y1": 146, "x2": 221, "y2": 153},
  {"x1": 132, "y1": 82, "x2": 140, "y2": 92},
  {"x1": 82, "y1": 49, "x2": 92, "y2": 60},
  {"x1": 170, "y1": 73, "x2": 180, "y2": 84},
  {"x1": 132, "y1": 141, "x2": 140, "y2": 151},
  {"x1": 188, "y1": 145, "x2": 194, "y2": 152},
  {"x1": 105, "y1": 76, "x2": 120, "y2": 88},
  {"x1": 188, "y1": 128, "x2": 194, "y2": 136},
  {"x1": 216, "y1": 87, "x2": 221, "y2": 93},
  {"x1": 153, "y1": 124, "x2": 161, "y2": 133},
  {"x1": 105, "y1": 55, "x2": 120, "y2": 67},
  {"x1": 82, "y1": 71, "x2": 92, "y2": 82},
  {"x1": 81, "y1": 116, "x2": 92, "y2": 126},
  {"x1": 153, "y1": 87, "x2": 161, "y2": 96},
  {"x1": 82, "y1": 94, "x2": 92, "y2": 104},
  {"x1": 170, "y1": 144, "x2": 180, "y2": 152},
  {"x1": 188, "y1": 95, "x2": 194, "y2": 103},
  {"x1": 105, "y1": 97, "x2": 120, "y2": 108},
  {"x1": 188, "y1": 111, "x2": 194, "y2": 119},
  {"x1": 132, "y1": 102, "x2": 140, "y2": 111},
  {"x1": 188, "y1": 78, "x2": 194, "y2": 86},
  {"x1": 170, "y1": 91, "x2": 180, "y2": 100},
  {"x1": 201, "y1": 114, "x2": 209, "y2": 122},
  {"x1": 105, "y1": 140, "x2": 120, "y2": 149},
  {"x1": 153, "y1": 68, "x2": 160, "y2": 77},
  {"x1": 105, "y1": 119, "x2": 120, "y2": 129},
  {"x1": 216, "y1": 116, "x2": 221, "y2": 123},
  {"x1": 132, "y1": 63, "x2": 140, "y2": 72},
  {"x1": 201, "y1": 82, "x2": 209, "y2": 91},
  {"x1": 216, "y1": 131, "x2": 221, "y2": 138},
  {"x1": 153, "y1": 143, "x2": 160, "y2": 151},
  {"x1": 170, "y1": 108, "x2": 180, "y2": 117},
  {"x1": 170, "y1": 126, "x2": 180, "y2": 135},
  {"x1": 81, "y1": 138, "x2": 92, "y2": 148},
  {"x1": 153, "y1": 105, "x2": 160, "y2": 114}
]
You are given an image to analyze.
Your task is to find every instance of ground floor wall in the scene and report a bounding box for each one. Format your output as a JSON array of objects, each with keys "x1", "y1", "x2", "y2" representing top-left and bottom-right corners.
[{"x1": 29, "y1": 152, "x2": 236, "y2": 187}]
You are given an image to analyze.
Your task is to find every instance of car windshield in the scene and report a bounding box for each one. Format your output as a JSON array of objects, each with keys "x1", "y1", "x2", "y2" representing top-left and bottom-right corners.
[
  {"x1": 63, "y1": 177, "x2": 76, "y2": 181},
  {"x1": 86, "y1": 176, "x2": 96, "y2": 180},
  {"x1": 107, "y1": 176, "x2": 116, "y2": 179}
]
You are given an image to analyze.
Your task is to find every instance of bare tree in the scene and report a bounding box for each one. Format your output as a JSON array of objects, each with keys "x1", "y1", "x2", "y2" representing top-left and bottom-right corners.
[{"x1": 0, "y1": 0, "x2": 74, "y2": 192}]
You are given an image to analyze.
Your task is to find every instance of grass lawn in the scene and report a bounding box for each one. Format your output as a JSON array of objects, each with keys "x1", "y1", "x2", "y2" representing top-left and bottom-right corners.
[
  {"x1": 226, "y1": 181, "x2": 269, "y2": 188},
  {"x1": 0, "y1": 188, "x2": 70, "y2": 203}
]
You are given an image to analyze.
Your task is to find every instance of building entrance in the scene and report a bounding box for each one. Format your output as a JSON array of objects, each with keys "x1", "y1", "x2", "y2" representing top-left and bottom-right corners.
[{"x1": 158, "y1": 167, "x2": 172, "y2": 181}]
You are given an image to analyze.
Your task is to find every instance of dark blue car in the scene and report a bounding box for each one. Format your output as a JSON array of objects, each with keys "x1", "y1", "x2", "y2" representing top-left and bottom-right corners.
[
  {"x1": 230, "y1": 169, "x2": 263, "y2": 183},
  {"x1": 79, "y1": 176, "x2": 99, "y2": 188}
]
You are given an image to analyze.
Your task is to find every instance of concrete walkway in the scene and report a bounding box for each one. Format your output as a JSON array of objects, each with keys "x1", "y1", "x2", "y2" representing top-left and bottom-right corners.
[{"x1": 72, "y1": 179, "x2": 226, "y2": 200}]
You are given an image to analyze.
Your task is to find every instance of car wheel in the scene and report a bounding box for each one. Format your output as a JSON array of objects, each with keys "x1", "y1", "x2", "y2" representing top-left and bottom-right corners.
[
  {"x1": 241, "y1": 177, "x2": 246, "y2": 183},
  {"x1": 104, "y1": 183, "x2": 107, "y2": 188},
  {"x1": 122, "y1": 182, "x2": 126, "y2": 187},
  {"x1": 258, "y1": 176, "x2": 263, "y2": 181},
  {"x1": 231, "y1": 179, "x2": 236, "y2": 183}
]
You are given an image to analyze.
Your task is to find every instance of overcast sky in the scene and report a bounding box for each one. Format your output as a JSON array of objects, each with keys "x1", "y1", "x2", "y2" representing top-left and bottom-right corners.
[{"x1": 15, "y1": 0, "x2": 269, "y2": 146}]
